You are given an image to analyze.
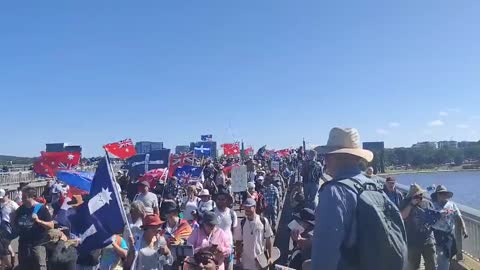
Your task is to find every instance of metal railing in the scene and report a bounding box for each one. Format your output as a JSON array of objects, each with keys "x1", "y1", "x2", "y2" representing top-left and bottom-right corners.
[
  {"x1": 0, "y1": 171, "x2": 36, "y2": 185},
  {"x1": 395, "y1": 182, "x2": 480, "y2": 261}
]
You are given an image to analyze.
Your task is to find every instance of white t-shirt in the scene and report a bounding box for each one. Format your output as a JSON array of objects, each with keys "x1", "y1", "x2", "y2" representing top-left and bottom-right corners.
[
  {"x1": 214, "y1": 207, "x2": 238, "y2": 241},
  {"x1": 233, "y1": 215, "x2": 273, "y2": 270},
  {"x1": 183, "y1": 197, "x2": 200, "y2": 221},
  {"x1": 134, "y1": 192, "x2": 158, "y2": 215},
  {"x1": 1, "y1": 200, "x2": 19, "y2": 223}
]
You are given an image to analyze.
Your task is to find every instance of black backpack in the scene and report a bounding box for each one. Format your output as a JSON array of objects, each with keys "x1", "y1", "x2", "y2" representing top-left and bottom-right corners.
[{"x1": 322, "y1": 178, "x2": 407, "y2": 270}]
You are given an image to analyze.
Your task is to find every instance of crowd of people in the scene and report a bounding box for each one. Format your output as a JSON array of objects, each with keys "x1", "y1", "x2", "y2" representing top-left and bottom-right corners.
[{"x1": 0, "y1": 127, "x2": 472, "y2": 270}]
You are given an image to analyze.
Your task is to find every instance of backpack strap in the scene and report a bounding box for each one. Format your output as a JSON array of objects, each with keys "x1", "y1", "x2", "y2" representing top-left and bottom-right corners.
[{"x1": 33, "y1": 203, "x2": 43, "y2": 214}]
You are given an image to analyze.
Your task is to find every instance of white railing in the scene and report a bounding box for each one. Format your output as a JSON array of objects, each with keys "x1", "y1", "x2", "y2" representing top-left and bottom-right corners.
[
  {"x1": 394, "y1": 182, "x2": 480, "y2": 261},
  {"x1": 0, "y1": 171, "x2": 36, "y2": 185}
]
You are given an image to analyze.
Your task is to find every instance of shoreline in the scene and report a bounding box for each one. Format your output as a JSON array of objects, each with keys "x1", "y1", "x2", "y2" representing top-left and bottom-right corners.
[{"x1": 379, "y1": 168, "x2": 480, "y2": 176}]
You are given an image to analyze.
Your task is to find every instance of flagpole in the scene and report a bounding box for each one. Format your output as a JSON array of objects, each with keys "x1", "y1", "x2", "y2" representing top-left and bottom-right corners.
[{"x1": 104, "y1": 151, "x2": 134, "y2": 240}]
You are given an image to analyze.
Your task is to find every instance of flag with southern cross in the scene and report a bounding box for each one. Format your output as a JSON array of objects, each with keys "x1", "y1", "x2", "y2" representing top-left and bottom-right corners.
[
  {"x1": 194, "y1": 144, "x2": 211, "y2": 157},
  {"x1": 174, "y1": 165, "x2": 204, "y2": 184},
  {"x1": 201, "y1": 134, "x2": 213, "y2": 142},
  {"x1": 103, "y1": 138, "x2": 136, "y2": 160},
  {"x1": 33, "y1": 151, "x2": 81, "y2": 177},
  {"x1": 127, "y1": 149, "x2": 170, "y2": 178},
  {"x1": 69, "y1": 156, "x2": 126, "y2": 253}
]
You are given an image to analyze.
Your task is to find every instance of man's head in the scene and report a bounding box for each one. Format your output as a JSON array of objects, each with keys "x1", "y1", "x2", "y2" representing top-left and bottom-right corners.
[
  {"x1": 0, "y1": 189, "x2": 7, "y2": 203},
  {"x1": 247, "y1": 182, "x2": 255, "y2": 192},
  {"x1": 316, "y1": 128, "x2": 373, "y2": 178},
  {"x1": 201, "y1": 211, "x2": 219, "y2": 235},
  {"x1": 432, "y1": 185, "x2": 453, "y2": 203},
  {"x1": 139, "y1": 181, "x2": 150, "y2": 194},
  {"x1": 21, "y1": 186, "x2": 37, "y2": 206},
  {"x1": 198, "y1": 189, "x2": 211, "y2": 202},
  {"x1": 130, "y1": 200, "x2": 146, "y2": 220},
  {"x1": 243, "y1": 198, "x2": 257, "y2": 219},
  {"x1": 215, "y1": 191, "x2": 231, "y2": 209},
  {"x1": 385, "y1": 177, "x2": 396, "y2": 192},
  {"x1": 366, "y1": 167, "x2": 374, "y2": 177}
]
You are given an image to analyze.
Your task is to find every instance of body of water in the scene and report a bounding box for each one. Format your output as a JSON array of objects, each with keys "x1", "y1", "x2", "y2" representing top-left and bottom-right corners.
[{"x1": 393, "y1": 171, "x2": 480, "y2": 210}]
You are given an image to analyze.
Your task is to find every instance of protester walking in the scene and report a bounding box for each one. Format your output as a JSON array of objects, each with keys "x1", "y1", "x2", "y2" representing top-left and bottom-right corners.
[
  {"x1": 431, "y1": 185, "x2": 468, "y2": 270},
  {"x1": 214, "y1": 189, "x2": 237, "y2": 270},
  {"x1": 311, "y1": 127, "x2": 407, "y2": 270},
  {"x1": 187, "y1": 211, "x2": 232, "y2": 270},
  {"x1": 14, "y1": 186, "x2": 54, "y2": 270},
  {"x1": 383, "y1": 176, "x2": 404, "y2": 208},
  {"x1": 197, "y1": 189, "x2": 215, "y2": 218},
  {"x1": 262, "y1": 178, "x2": 280, "y2": 234},
  {"x1": 234, "y1": 198, "x2": 274, "y2": 270},
  {"x1": 0, "y1": 189, "x2": 18, "y2": 270},
  {"x1": 300, "y1": 150, "x2": 323, "y2": 209},
  {"x1": 400, "y1": 183, "x2": 437, "y2": 270},
  {"x1": 134, "y1": 181, "x2": 160, "y2": 215},
  {"x1": 181, "y1": 185, "x2": 201, "y2": 224}
]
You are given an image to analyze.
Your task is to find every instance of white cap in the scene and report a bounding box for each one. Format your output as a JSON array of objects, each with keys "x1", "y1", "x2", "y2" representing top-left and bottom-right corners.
[
  {"x1": 199, "y1": 189, "x2": 211, "y2": 197},
  {"x1": 247, "y1": 182, "x2": 255, "y2": 189},
  {"x1": 0, "y1": 189, "x2": 6, "y2": 199}
]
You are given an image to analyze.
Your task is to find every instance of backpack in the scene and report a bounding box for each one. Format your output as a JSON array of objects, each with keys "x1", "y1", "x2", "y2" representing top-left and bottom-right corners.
[{"x1": 322, "y1": 178, "x2": 407, "y2": 270}]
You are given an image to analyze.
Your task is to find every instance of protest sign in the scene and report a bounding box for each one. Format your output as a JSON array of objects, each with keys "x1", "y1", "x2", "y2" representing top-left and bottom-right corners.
[
  {"x1": 271, "y1": 161, "x2": 280, "y2": 171},
  {"x1": 231, "y1": 165, "x2": 247, "y2": 192}
]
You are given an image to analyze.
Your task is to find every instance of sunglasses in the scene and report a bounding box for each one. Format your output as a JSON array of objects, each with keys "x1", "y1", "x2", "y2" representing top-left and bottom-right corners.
[{"x1": 413, "y1": 195, "x2": 423, "y2": 200}]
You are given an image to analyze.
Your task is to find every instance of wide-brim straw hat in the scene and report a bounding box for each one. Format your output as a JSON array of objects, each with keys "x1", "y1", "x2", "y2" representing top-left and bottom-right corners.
[
  {"x1": 198, "y1": 189, "x2": 211, "y2": 197},
  {"x1": 406, "y1": 183, "x2": 427, "y2": 198},
  {"x1": 315, "y1": 128, "x2": 374, "y2": 162},
  {"x1": 431, "y1": 185, "x2": 453, "y2": 201}
]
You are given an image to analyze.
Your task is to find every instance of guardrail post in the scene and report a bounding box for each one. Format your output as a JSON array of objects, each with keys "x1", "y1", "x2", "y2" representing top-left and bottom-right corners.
[{"x1": 455, "y1": 219, "x2": 464, "y2": 261}]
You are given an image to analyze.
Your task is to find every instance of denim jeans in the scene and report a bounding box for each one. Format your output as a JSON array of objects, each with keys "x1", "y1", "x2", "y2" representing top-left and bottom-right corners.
[
  {"x1": 264, "y1": 206, "x2": 278, "y2": 231},
  {"x1": 303, "y1": 182, "x2": 320, "y2": 210}
]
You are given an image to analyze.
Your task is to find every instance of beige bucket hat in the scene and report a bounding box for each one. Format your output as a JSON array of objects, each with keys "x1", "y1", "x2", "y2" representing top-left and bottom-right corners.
[
  {"x1": 315, "y1": 127, "x2": 374, "y2": 162},
  {"x1": 406, "y1": 183, "x2": 427, "y2": 198}
]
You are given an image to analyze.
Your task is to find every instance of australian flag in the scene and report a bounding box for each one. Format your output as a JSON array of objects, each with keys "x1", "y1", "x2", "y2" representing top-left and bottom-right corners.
[
  {"x1": 127, "y1": 149, "x2": 170, "y2": 178},
  {"x1": 201, "y1": 134, "x2": 213, "y2": 142},
  {"x1": 69, "y1": 157, "x2": 126, "y2": 253},
  {"x1": 174, "y1": 165, "x2": 204, "y2": 184},
  {"x1": 194, "y1": 144, "x2": 211, "y2": 157}
]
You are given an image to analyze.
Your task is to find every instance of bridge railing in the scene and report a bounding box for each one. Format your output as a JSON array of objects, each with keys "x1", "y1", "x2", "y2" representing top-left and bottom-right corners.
[
  {"x1": 395, "y1": 182, "x2": 480, "y2": 261},
  {"x1": 0, "y1": 171, "x2": 36, "y2": 185}
]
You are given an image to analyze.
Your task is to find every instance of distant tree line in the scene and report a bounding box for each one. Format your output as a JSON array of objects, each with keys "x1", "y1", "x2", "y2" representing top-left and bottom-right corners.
[{"x1": 383, "y1": 141, "x2": 480, "y2": 168}]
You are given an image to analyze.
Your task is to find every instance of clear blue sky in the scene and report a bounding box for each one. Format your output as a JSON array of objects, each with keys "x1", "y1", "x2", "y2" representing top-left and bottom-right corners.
[{"x1": 1, "y1": 0, "x2": 479, "y2": 157}]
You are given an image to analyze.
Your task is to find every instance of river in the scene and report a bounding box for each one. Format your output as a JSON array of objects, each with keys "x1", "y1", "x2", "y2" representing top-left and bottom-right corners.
[{"x1": 393, "y1": 170, "x2": 480, "y2": 210}]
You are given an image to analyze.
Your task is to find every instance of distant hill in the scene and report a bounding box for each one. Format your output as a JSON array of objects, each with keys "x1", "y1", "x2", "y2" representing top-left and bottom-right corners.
[{"x1": 0, "y1": 155, "x2": 37, "y2": 165}]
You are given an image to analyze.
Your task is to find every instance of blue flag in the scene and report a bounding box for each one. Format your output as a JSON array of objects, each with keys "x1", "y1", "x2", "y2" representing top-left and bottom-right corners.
[
  {"x1": 127, "y1": 149, "x2": 170, "y2": 178},
  {"x1": 201, "y1": 134, "x2": 212, "y2": 141},
  {"x1": 69, "y1": 157, "x2": 126, "y2": 253},
  {"x1": 194, "y1": 144, "x2": 211, "y2": 157},
  {"x1": 174, "y1": 165, "x2": 204, "y2": 184}
]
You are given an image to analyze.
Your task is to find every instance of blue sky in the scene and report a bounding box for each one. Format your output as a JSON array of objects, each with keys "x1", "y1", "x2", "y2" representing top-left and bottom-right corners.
[{"x1": 1, "y1": 0, "x2": 479, "y2": 157}]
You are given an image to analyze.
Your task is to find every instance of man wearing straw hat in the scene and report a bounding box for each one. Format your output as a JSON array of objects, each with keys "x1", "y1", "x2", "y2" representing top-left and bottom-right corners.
[
  {"x1": 400, "y1": 183, "x2": 437, "y2": 270},
  {"x1": 311, "y1": 127, "x2": 407, "y2": 270},
  {"x1": 431, "y1": 185, "x2": 468, "y2": 270}
]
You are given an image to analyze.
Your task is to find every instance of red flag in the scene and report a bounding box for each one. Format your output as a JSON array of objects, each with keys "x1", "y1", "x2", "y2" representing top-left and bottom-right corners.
[
  {"x1": 276, "y1": 149, "x2": 290, "y2": 158},
  {"x1": 244, "y1": 147, "x2": 254, "y2": 156},
  {"x1": 222, "y1": 163, "x2": 240, "y2": 175},
  {"x1": 168, "y1": 152, "x2": 194, "y2": 177},
  {"x1": 103, "y1": 139, "x2": 136, "y2": 159},
  {"x1": 33, "y1": 151, "x2": 81, "y2": 177},
  {"x1": 139, "y1": 168, "x2": 168, "y2": 189},
  {"x1": 222, "y1": 143, "x2": 240, "y2": 156}
]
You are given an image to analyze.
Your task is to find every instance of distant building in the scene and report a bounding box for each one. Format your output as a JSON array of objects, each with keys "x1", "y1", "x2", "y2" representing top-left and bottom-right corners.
[
  {"x1": 46, "y1": 143, "x2": 65, "y2": 152},
  {"x1": 175, "y1": 145, "x2": 191, "y2": 154},
  {"x1": 437, "y1": 141, "x2": 458, "y2": 149},
  {"x1": 64, "y1": 145, "x2": 82, "y2": 153},
  {"x1": 46, "y1": 143, "x2": 82, "y2": 153},
  {"x1": 458, "y1": 141, "x2": 477, "y2": 148},
  {"x1": 135, "y1": 141, "x2": 164, "y2": 154},
  {"x1": 412, "y1": 142, "x2": 438, "y2": 149}
]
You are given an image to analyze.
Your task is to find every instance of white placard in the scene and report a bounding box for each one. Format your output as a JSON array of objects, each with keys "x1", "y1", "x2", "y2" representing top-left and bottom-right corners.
[
  {"x1": 231, "y1": 165, "x2": 248, "y2": 192},
  {"x1": 271, "y1": 161, "x2": 280, "y2": 171}
]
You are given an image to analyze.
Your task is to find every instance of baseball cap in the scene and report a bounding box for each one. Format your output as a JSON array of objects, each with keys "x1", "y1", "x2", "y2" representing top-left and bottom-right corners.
[
  {"x1": 0, "y1": 189, "x2": 5, "y2": 199},
  {"x1": 243, "y1": 198, "x2": 256, "y2": 208}
]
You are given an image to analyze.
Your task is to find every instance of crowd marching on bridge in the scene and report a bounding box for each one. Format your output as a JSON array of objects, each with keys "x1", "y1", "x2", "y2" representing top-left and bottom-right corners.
[{"x1": 0, "y1": 127, "x2": 470, "y2": 270}]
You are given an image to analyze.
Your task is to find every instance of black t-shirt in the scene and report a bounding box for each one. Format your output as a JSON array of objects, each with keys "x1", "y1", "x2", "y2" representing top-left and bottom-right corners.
[
  {"x1": 399, "y1": 199, "x2": 435, "y2": 247},
  {"x1": 14, "y1": 204, "x2": 52, "y2": 246}
]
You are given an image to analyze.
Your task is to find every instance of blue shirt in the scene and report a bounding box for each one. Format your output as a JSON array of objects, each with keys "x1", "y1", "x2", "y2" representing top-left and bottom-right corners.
[
  {"x1": 311, "y1": 168, "x2": 366, "y2": 270},
  {"x1": 263, "y1": 184, "x2": 280, "y2": 209}
]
